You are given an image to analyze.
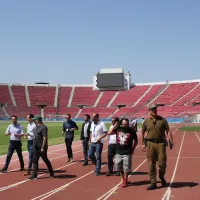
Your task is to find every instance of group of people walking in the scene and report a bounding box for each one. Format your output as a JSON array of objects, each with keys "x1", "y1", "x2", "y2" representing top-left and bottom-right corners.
[{"x1": 1, "y1": 104, "x2": 174, "y2": 190}]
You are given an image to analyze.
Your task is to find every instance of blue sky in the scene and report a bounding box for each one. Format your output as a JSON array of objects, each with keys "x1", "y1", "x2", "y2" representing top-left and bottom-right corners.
[{"x1": 0, "y1": 0, "x2": 200, "y2": 84}]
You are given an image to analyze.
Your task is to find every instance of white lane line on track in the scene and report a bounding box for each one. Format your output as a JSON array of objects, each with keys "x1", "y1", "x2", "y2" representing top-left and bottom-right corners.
[
  {"x1": 0, "y1": 140, "x2": 81, "y2": 158},
  {"x1": 97, "y1": 159, "x2": 147, "y2": 200},
  {"x1": 161, "y1": 132, "x2": 185, "y2": 200},
  {"x1": 31, "y1": 146, "x2": 143, "y2": 200},
  {"x1": 0, "y1": 149, "x2": 83, "y2": 175},
  {"x1": 96, "y1": 123, "x2": 181, "y2": 200},
  {"x1": 0, "y1": 142, "x2": 82, "y2": 165},
  {"x1": 0, "y1": 149, "x2": 108, "y2": 192},
  {"x1": 30, "y1": 144, "x2": 143, "y2": 200},
  {"x1": 195, "y1": 131, "x2": 200, "y2": 142}
]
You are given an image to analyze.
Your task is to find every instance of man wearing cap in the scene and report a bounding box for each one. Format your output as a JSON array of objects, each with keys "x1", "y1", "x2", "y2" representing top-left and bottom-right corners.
[
  {"x1": 1, "y1": 115, "x2": 25, "y2": 173},
  {"x1": 28, "y1": 116, "x2": 54, "y2": 180},
  {"x1": 141, "y1": 104, "x2": 174, "y2": 190}
]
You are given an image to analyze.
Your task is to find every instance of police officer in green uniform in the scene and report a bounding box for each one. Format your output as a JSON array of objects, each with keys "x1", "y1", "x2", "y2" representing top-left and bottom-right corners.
[{"x1": 141, "y1": 104, "x2": 174, "y2": 190}]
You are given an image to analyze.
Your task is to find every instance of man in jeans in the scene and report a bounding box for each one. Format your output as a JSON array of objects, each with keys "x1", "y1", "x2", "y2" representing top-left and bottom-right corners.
[
  {"x1": 61, "y1": 113, "x2": 78, "y2": 162},
  {"x1": 88, "y1": 113, "x2": 107, "y2": 176},
  {"x1": 108, "y1": 118, "x2": 138, "y2": 187},
  {"x1": 105, "y1": 116, "x2": 120, "y2": 176},
  {"x1": 1, "y1": 115, "x2": 25, "y2": 173},
  {"x1": 24, "y1": 114, "x2": 36, "y2": 176},
  {"x1": 80, "y1": 114, "x2": 92, "y2": 166}
]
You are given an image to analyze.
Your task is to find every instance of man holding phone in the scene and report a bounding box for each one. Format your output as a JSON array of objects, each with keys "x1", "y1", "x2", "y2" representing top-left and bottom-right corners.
[
  {"x1": 61, "y1": 113, "x2": 78, "y2": 163},
  {"x1": 105, "y1": 116, "x2": 120, "y2": 176}
]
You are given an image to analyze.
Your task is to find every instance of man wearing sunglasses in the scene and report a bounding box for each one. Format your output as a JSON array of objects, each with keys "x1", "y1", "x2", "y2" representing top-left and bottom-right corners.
[{"x1": 141, "y1": 104, "x2": 174, "y2": 190}]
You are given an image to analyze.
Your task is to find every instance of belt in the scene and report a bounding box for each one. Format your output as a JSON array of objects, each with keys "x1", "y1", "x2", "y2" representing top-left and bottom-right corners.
[{"x1": 146, "y1": 139, "x2": 164, "y2": 143}]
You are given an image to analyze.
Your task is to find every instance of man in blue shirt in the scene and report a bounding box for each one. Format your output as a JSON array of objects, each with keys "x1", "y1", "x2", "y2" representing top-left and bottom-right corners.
[
  {"x1": 1, "y1": 115, "x2": 25, "y2": 173},
  {"x1": 61, "y1": 113, "x2": 78, "y2": 162}
]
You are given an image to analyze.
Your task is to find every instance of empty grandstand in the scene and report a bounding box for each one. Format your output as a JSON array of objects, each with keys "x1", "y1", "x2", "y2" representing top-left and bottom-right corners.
[{"x1": 1, "y1": 78, "x2": 200, "y2": 121}]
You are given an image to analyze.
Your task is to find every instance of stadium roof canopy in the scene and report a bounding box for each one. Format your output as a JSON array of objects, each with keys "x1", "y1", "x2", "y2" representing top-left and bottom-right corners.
[{"x1": 35, "y1": 82, "x2": 49, "y2": 84}]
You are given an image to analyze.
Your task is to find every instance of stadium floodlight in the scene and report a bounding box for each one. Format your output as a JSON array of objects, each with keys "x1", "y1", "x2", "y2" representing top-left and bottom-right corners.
[
  {"x1": 0, "y1": 103, "x2": 7, "y2": 108},
  {"x1": 117, "y1": 104, "x2": 126, "y2": 109},
  {"x1": 37, "y1": 104, "x2": 47, "y2": 108},
  {"x1": 192, "y1": 101, "x2": 200, "y2": 106},
  {"x1": 156, "y1": 103, "x2": 165, "y2": 107}
]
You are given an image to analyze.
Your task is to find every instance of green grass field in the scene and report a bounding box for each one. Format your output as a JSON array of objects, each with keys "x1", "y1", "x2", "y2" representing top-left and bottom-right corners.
[
  {"x1": 0, "y1": 121, "x2": 142, "y2": 156},
  {"x1": 179, "y1": 126, "x2": 200, "y2": 132}
]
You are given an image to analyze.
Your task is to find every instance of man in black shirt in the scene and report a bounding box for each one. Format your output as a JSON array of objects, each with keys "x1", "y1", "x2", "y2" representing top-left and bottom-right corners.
[
  {"x1": 61, "y1": 113, "x2": 78, "y2": 163},
  {"x1": 108, "y1": 118, "x2": 138, "y2": 188},
  {"x1": 28, "y1": 116, "x2": 54, "y2": 180}
]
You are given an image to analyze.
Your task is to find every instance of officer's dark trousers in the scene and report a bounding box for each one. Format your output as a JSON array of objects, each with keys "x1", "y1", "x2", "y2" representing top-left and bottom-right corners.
[
  {"x1": 4, "y1": 140, "x2": 24, "y2": 170},
  {"x1": 32, "y1": 146, "x2": 54, "y2": 177},
  {"x1": 82, "y1": 138, "x2": 89, "y2": 163},
  {"x1": 65, "y1": 138, "x2": 74, "y2": 159},
  {"x1": 107, "y1": 144, "x2": 117, "y2": 173},
  {"x1": 147, "y1": 141, "x2": 167, "y2": 184}
]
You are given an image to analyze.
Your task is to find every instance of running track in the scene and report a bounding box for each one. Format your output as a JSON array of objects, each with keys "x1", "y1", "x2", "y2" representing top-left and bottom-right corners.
[{"x1": 0, "y1": 123, "x2": 199, "y2": 200}]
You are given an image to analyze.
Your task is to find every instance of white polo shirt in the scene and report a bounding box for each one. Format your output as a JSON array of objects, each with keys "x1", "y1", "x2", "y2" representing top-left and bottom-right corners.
[
  {"x1": 108, "y1": 125, "x2": 117, "y2": 144},
  {"x1": 27, "y1": 122, "x2": 36, "y2": 140},
  {"x1": 90, "y1": 121, "x2": 107, "y2": 143},
  {"x1": 6, "y1": 124, "x2": 24, "y2": 141}
]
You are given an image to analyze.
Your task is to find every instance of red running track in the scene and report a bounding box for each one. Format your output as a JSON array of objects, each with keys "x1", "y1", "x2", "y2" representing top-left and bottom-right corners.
[{"x1": 0, "y1": 123, "x2": 199, "y2": 200}]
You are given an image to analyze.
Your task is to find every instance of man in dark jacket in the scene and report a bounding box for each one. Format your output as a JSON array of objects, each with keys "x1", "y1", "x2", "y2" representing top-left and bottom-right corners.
[
  {"x1": 80, "y1": 114, "x2": 92, "y2": 166},
  {"x1": 61, "y1": 113, "x2": 78, "y2": 162}
]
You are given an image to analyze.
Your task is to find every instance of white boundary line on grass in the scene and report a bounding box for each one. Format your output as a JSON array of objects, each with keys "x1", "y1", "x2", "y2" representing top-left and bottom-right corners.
[{"x1": 161, "y1": 132, "x2": 185, "y2": 200}]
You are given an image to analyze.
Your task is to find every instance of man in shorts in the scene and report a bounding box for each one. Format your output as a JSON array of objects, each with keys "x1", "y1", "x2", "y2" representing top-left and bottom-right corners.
[{"x1": 108, "y1": 118, "x2": 138, "y2": 187}]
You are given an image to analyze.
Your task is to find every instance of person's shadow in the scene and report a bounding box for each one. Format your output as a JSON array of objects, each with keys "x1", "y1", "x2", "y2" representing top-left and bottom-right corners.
[
  {"x1": 160, "y1": 182, "x2": 199, "y2": 189},
  {"x1": 127, "y1": 181, "x2": 198, "y2": 189}
]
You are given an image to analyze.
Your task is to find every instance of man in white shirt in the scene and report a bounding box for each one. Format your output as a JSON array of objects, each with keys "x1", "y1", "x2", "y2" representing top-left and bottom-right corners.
[
  {"x1": 24, "y1": 114, "x2": 36, "y2": 176},
  {"x1": 1, "y1": 115, "x2": 25, "y2": 173},
  {"x1": 88, "y1": 113, "x2": 108, "y2": 176},
  {"x1": 130, "y1": 117, "x2": 138, "y2": 132},
  {"x1": 105, "y1": 116, "x2": 120, "y2": 176}
]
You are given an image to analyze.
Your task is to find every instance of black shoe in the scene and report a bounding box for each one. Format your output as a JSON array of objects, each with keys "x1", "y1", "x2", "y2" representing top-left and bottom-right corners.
[
  {"x1": 20, "y1": 168, "x2": 26, "y2": 171},
  {"x1": 1, "y1": 168, "x2": 7, "y2": 173},
  {"x1": 28, "y1": 176, "x2": 37, "y2": 180},
  {"x1": 160, "y1": 177, "x2": 167, "y2": 186},
  {"x1": 49, "y1": 173, "x2": 55, "y2": 178},
  {"x1": 83, "y1": 162, "x2": 88, "y2": 166},
  {"x1": 92, "y1": 160, "x2": 96, "y2": 165},
  {"x1": 95, "y1": 171, "x2": 100, "y2": 176},
  {"x1": 115, "y1": 171, "x2": 120, "y2": 176},
  {"x1": 105, "y1": 172, "x2": 111, "y2": 176},
  {"x1": 147, "y1": 183, "x2": 157, "y2": 190}
]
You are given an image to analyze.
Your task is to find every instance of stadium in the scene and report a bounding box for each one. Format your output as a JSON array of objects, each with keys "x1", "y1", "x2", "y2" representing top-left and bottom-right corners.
[
  {"x1": 0, "y1": 68, "x2": 200, "y2": 199},
  {"x1": 0, "y1": 1, "x2": 200, "y2": 199},
  {"x1": 1, "y1": 68, "x2": 200, "y2": 121}
]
